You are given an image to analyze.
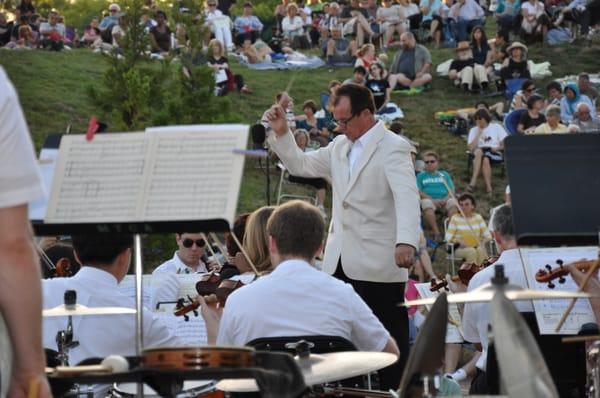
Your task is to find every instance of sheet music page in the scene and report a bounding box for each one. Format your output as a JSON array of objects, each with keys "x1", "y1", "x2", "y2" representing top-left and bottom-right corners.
[
  {"x1": 142, "y1": 125, "x2": 248, "y2": 226},
  {"x1": 521, "y1": 246, "x2": 597, "y2": 335},
  {"x1": 414, "y1": 283, "x2": 464, "y2": 343},
  {"x1": 118, "y1": 275, "x2": 154, "y2": 310},
  {"x1": 45, "y1": 133, "x2": 148, "y2": 223},
  {"x1": 155, "y1": 303, "x2": 208, "y2": 345},
  {"x1": 175, "y1": 274, "x2": 208, "y2": 298}
]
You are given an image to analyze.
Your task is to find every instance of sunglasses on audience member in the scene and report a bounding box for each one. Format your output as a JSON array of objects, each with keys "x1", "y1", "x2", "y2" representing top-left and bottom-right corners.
[
  {"x1": 424, "y1": 160, "x2": 437, "y2": 164},
  {"x1": 208, "y1": 3, "x2": 217, "y2": 6},
  {"x1": 526, "y1": 87, "x2": 536, "y2": 93},
  {"x1": 182, "y1": 238, "x2": 206, "y2": 248}
]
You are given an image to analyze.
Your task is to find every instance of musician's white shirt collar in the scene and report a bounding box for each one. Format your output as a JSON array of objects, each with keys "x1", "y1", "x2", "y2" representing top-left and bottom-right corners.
[
  {"x1": 348, "y1": 121, "x2": 380, "y2": 177},
  {"x1": 154, "y1": 251, "x2": 208, "y2": 275}
]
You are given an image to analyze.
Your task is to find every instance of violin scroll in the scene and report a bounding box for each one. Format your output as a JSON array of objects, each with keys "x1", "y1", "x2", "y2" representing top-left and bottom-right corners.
[
  {"x1": 430, "y1": 278, "x2": 449, "y2": 292},
  {"x1": 535, "y1": 259, "x2": 596, "y2": 288}
]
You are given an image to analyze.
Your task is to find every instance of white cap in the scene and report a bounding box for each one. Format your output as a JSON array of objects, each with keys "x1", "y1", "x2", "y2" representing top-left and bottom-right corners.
[{"x1": 109, "y1": 3, "x2": 121, "y2": 11}]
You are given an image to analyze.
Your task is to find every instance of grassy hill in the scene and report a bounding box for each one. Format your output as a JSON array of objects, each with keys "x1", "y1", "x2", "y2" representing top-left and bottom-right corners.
[{"x1": 2, "y1": 35, "x2": 598, "y2": 270}]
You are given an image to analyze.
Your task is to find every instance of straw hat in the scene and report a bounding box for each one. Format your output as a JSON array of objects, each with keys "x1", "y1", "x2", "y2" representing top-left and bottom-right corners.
[
  {"x1": 456, "y1": 41, "x2": 470, "y2": 52},
  {"x1": 506, "y1": 41, "x2": 528, "y2": 53}
]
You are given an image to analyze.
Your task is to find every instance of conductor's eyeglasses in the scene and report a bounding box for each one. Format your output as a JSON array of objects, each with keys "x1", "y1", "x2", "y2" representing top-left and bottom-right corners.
[
  {"x1": 182, "y1": 238, "x2": 206, "y2": 248},
  {"x1": 334, "y1": 113, "x2": 358, "y2": 126}
]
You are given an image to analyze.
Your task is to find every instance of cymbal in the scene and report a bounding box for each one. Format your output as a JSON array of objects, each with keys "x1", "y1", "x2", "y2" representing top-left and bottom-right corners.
[
  {"x1": 398, "y1": 293, "x2": 447, "y2": 398},
  {"x1": 216, "y1": 351, "x2": 398, "y2": 392},
  {"x1": 491, "y1": 293, "x2": 559, "y2": 397},
  {"x1": 401, "y1": 283, "x2": 592, "y2": 307},
  {"x1": 43, "y1": 304, "x2": 136, "y2": 317}
]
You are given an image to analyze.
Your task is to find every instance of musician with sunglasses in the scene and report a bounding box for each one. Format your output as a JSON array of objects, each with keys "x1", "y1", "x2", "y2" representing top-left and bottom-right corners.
[{"x1": 266, "y1": 83, "x2": 420, "y2": 389}]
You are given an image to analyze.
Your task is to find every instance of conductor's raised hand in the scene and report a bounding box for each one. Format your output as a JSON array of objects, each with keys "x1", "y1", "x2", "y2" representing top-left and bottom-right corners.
[{"x1": 266, "y1": 105, "x2": 289, "y2": 137}]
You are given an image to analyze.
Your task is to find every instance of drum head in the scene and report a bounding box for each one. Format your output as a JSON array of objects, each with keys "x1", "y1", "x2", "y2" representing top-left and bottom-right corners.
[{"x1": 114, "y1": 380, "x2": 214, "y2": 396}]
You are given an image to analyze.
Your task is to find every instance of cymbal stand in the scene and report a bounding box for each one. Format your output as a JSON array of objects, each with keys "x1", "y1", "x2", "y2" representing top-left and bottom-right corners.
[{"x1": 56, "y1": 290, "x2": 79, "y2": 366}]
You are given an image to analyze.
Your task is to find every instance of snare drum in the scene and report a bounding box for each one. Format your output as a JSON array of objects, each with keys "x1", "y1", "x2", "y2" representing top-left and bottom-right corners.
[{"x1": 110, "y1": 380, "x2": 219, "y2": 397}]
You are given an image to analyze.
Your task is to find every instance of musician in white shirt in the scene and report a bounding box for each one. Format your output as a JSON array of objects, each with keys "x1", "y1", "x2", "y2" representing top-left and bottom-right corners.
[
  {"x1": 0, "y1": 66, "x2": 51, "y2": 398},
  {"x1": 200, "y1": 200, "x2": 399, "y2": 357},
  {"x1": 42, "y1": 234, "x2": 183, "y2": 396}
]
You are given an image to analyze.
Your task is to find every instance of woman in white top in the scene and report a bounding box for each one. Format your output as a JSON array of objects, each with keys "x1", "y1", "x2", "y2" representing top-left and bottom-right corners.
[
  {"x1": 467, "y1": 108, "x2": 508, "y2": 195},
  {"x1": 281, "y1": 3, "x2": 305, "y2": 41},
  {"x1": 397, "y1": 0, "x2": 421, "y2": 31},
  {"x1": 205, "y1": 0, "x2": 234, "y2": 50},
  {"x1": 520, "y1": 0, "x2": 550, "y2": 42},
  {"x1": 377, "y1": 0, "x2": 405, "y2": 47}
]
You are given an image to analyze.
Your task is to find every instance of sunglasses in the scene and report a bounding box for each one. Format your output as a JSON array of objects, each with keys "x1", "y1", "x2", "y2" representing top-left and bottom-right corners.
[
  {"x1": 182, "y1": 238, "x2": 206, "y2": 248},
  {"x1": 424, "y1": 160, "x2": 437, "y2": 164},
  {"x1": 208, "y1": 3, "x2": 217, "y2": 6}
]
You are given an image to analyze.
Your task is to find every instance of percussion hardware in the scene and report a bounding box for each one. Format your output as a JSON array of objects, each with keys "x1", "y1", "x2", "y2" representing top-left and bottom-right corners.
[
  {"x1": 46, "y1": 355, "x2": 130, "y2": 376},
  {"x1": 56, "y1": 291, "x2": 79, "y2": 366}
]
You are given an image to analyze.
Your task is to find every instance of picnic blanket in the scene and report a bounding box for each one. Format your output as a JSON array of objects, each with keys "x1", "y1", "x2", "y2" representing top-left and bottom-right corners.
[
  {"x1": 436, "y1": 59, "x2": 552, "y2": 79},
  {"x1": 556, "y1": 73, "x2": 600, "y2": 88},
  {"x1": 236, "y1": 52, "x2": 326, "y2": 70}
]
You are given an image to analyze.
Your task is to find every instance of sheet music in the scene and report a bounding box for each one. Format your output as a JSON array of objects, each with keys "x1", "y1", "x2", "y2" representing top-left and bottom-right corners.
[
  {"x1": 414, "y1": 283, "x2": 464, "y2": 343},
  {"x1": 155, "y1": 303, "x2": 208, "y2": 345},
  {"x1": 175, "y1": 274, "x2": 207, "y2": 298},
  {"x1": 521, "y1": 246, "x2": 597, "y2": 335},
  {"x1": 44, "y1": 126, "x2": 248, "y2": 226},
  {"x1": 118, "y1": 275, "x2": 154, "y2": 310}
]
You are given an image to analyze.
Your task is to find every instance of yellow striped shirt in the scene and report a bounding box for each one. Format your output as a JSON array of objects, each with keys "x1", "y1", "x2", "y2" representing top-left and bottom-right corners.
[{"x1": 445, "y1": 213, "x2": 491, "y2": 248}]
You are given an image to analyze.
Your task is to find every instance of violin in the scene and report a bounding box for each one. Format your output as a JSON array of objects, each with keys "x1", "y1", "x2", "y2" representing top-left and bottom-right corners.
[
  {"x1": 430, "y1": 278, "x2": 449, "y2": 292},
  {"x1": 535, "y1": 259, "x2": 597, "y2": 288},
  {"x1": 174, "y1": 277, "x2": 247, "y2": 320},
  {"x1": 456, "y1": 256, "x2": 500, "y2": 285},
  {"x1": 195, "y1": 271, "x2": 223, "y2": 296}
]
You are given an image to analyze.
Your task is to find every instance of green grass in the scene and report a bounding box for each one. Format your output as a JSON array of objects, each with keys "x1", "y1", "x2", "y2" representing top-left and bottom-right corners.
[{"x1": 2, "y1": 31, "x2": 599, "y2": 271}]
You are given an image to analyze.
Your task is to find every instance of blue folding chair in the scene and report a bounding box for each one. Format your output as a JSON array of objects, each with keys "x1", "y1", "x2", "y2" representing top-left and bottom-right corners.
[
  {"x1": 504, "y1": 78, "x2": 527, "y2": 101},
  {"x1": 503, "y1": 108, "x2": 527, "y2": 135}
]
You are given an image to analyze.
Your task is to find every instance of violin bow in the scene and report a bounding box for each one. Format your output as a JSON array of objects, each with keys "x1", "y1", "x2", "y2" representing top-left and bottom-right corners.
[
  {"x1": 209, "y1": 232, "x2": 229, "y2": 260},
  {"x1": 437, "y1": 172, "x2": 486, "y2": 251},
  {"x1": 36, "y1": 242, "x2": 57, "y2": 274},
  {"x1": 555, "y1": 258, "x2": 600, "y2": 333},
  {"x1": 229, "y1": 230, "x2": 261, "y2": 277},
  {"x1": 201, "y1": 232, "x2": 224, "y2": 270}
]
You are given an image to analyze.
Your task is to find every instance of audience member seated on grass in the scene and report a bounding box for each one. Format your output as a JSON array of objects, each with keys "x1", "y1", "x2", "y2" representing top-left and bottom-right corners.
[
  {"x1": 366, "y1": 62, "x2": 393, "y2": 114},
  {"x1": 489, "y1": 29, "x2": 509, "y2": 64},
  {"x1": 578, "y1": 72, "x2": 599, "y2": 104},
  {"x1": 420, "y1": 0, "x2": 443, "y2": 47},
  {"x1": 448, "y1": 0, "x2": 485, "y2": 42},
  {"x1": 17, "y1": 0, "x2": 36, "y2": 20},
  {"x1": 568, "y1": 102, "x2": 600, "y2": 132},
  {"x1": 445, "y1": 193, "x2": 491, "y2": 264},
  {"x1": 100, "y1": 3, "x2": 121, "y2": 43},
  {"x1": 388, "y1": 32, "x2": 432, "y2": 92},
  {"x1": 417, "y1": 150, "x2": 459, "y2": 242},
  {"x1": 517, "y1": 94, "x2": 546, "y2": 134},
  {"x1": 339, "y1": 0, "x2": 376, "y2": 46},
  {"x1": 533, "y1": 105, "x2": 569, "y2": 134},
  {"x1": 208, "y1": 39, "x2": 251, "y2": 95},
  {"x1": 449, "y1": 41, "x2": 489, "y2": 94},
  {"x1": 545, "y1": 80, "x2": 563, "y2": 108},
  {"x1": 509, "y1": 79, "x2": 536, "y2": 111},
  {"x1": 4, "y1": 24, "x2": 35, "y2": 49},
  {"x1": 560, "y1": 83, "x2": 596, "y2": 123},
  {"x1": 111, "y1": 14, "x2": 127, "y2": 48},
  {"x1": 494, "y1": 0, "x2": 521, "y2": 33},
  {"x1": 318, "y1": 2, "x2": 341, "y2": 40},
  {"x1": 234, "y1": 2, "x2": 263, "y2": 46},
  {"x1": 0, "y1": 13, "x2": 12, "y2": 46},
  {"x1": 39, "y1": 11, "x2": 65, "y2": 51},
  {"x1": 467, "y1": 109, "x2": 507, "y2": 195},
  {"x1": 287, "y1": 129, "x2": 329, "y2": 217},
  {"x1": 295, "y1": 99, "x2": 330, "y2": 147},
  {"x1": 470, "y1": 26, "x2": 492, "y2": 76},
  {"x1": 149, "y1": 10, "x2": 171, "y2": 55},
  {"x1": 499, "y1": 41, "x2": 531, "y2": 85},
  {"x1": 343, "y1": 65, "x2": 368, "y2": 86},
  {"x1": 324, "y1": 25, "x2": 357, "y2": 65},
  {"x1": 377, "y1": 0, "x2": 406, "y2": 48},
  {"x1": 205, "y1": 0, "x2": 234, "y2": 51},
  {"x1": 140, "y1": 9, "x2": 157, "y2": 33},
  {"x1": 354, "y1": 43, "x2": 376, "y2": 69},
  {"x1": 58, "y1": 16, "x2": 76, "y2": 46},
  {"x1": 282, "y1": 3, "x2": 308, "y2": 48},
  {"x1": 81, "y1": 17, "x2": 102, "y2": 48},
  {"x1": 397, "y1": 0, "x2": 422, "y2": 31},
  {"x1": 520, "y1": 0, "x2": 551, "y2": 43}
]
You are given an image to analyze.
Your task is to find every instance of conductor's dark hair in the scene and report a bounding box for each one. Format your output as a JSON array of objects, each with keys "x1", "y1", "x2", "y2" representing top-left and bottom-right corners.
[
  {"x1": 72, "y1": 234, "x2": 133, "y2": 266},
  {"x1": 334, "y1": 83, "x2": 375, "y2": 116},
  {"x1": 492, "y1": 204, "x2": 514, "y2": 238}
]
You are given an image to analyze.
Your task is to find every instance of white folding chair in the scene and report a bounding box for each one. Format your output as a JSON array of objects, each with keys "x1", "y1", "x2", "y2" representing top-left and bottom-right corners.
[
  {"x1": 444, "y1": 217, "x2": 464, "y2": 275},
  {"x1": 276, "y1": 162, "x2": 318, "y2": 205}
]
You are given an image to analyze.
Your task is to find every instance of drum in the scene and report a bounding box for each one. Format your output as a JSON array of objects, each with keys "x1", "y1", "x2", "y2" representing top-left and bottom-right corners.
[
  {"x1": 110, "y1": 380, "x2": 220, "y2": 397},
  {"x1": 587, "y1": 341, "x2": 600, "y2": 398}
]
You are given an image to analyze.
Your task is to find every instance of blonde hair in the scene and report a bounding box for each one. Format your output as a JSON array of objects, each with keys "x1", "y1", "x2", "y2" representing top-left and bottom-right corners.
[
  {"x1": 208, "y1": 38, "x2": 224, "y2": 57},
  {"x1": 356, "y1": 43, "x2": 375, "y2": 58},
  {"x1": 286, "y1": 2, "x2": 299, "y2": 13},
  {"x1": 243, "y1": 206, "x2": 275, "y2": 272}
]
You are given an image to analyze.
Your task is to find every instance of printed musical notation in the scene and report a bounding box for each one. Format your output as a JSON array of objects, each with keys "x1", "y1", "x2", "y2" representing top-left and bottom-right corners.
[
  {"x1": 44, "y1": 126, "x2": 248, "y2": 225},
  {"x1": 521, "y1": 246, "x2": 597, "y2": 335},
  {"x1": 414, "y1": 283, "x2": 464, "y2": 344},
  {"x1": 155, "y1": 302, "x2": 208, "y2": 345}
]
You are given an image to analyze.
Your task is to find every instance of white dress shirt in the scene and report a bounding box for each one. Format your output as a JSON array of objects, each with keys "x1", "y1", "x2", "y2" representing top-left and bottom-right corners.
[
  {"x1": 348, "y1": 122, "x2": 378, "y2": 178},
  {"x1": 42, "y1": 267, "x2": 182, "y2": 396},
  {"x1": 461, "y1": 248, "x2": 533, "y2": 370},
  {"x1": 217, "y1": 259, "x2": 391, "y2": 351},
  {"x1": 153, "y1": 251, "x2": 208, "y2": 275},
  {"x1": 151, "y1": 252, "x2": 209, "y2": 308}
]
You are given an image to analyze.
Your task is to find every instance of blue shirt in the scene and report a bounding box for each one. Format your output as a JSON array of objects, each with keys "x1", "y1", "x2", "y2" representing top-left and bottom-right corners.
[
  {"x1": 416, "y1": 170, "x2": 455, "y2": 199},
  {"x1": 420, "y1": 0, "x2": 442, "y2": 21}
]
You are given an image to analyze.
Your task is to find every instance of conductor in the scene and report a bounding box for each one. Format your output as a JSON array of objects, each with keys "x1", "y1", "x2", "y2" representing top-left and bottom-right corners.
[{"x1": 266, "y1": 83, "x2": 420, "y2": 388}]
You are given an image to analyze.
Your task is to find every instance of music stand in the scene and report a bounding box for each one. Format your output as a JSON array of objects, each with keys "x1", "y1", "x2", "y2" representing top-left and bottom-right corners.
[{"x1": 504, "y1": 133, "x2": 600, "y2": 246}]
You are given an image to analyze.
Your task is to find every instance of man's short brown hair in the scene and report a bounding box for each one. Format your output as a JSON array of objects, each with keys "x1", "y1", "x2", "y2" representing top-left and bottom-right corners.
[
  {"x1": 267, "y1": 200, "x2": 324, "y2": 261},
  {"x1": 423, "y1": 150, "x2": 438, "y2": 160}
]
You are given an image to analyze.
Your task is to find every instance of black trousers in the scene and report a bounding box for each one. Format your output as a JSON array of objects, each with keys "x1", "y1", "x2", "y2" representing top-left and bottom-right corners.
[{"x1": 334, "y1": 261, "x2": 408, "y2": 390}]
